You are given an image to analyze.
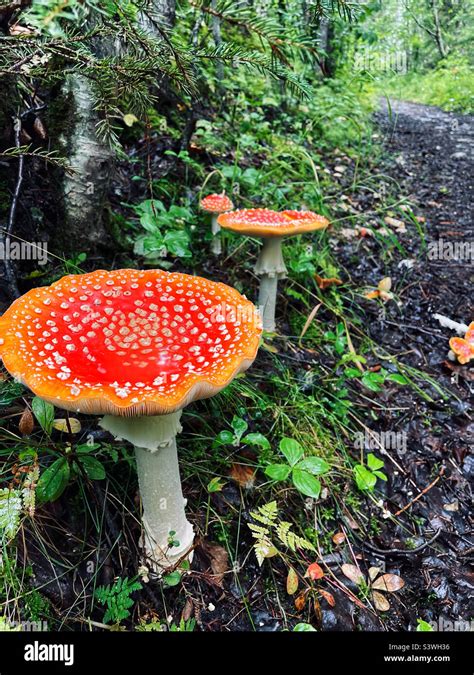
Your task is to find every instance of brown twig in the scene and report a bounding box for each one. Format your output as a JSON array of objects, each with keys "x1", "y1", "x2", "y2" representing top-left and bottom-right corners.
[{"x1": 394, "y1": 466, "x2": 446, "y2": 517}]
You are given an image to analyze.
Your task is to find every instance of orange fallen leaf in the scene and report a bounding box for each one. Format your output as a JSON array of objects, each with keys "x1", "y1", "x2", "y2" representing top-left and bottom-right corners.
[
  {"x1": 332, "y1": 532, "x2": 346, "y2": 545},
  {"x1": 305, "y1": 562, "x2": 324, "y2": 581},
  {"x1": 314, "y1": 274, "x2": 342, "y2": 290},
  {"x1": 449, "y1": 322, "x2": 474, "y2": 364},
  {"x1": 295, "y1": 591, "x2": 307, "y2": 612},
  {"x1": 319, "y1": 589, "x2": 336, "y2": 607},
  {"x1": 229, "y1": 462, "x2": 256, "y2": 489}
]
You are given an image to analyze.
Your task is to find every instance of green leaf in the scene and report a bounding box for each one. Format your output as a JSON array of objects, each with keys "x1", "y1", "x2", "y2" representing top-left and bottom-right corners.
[
  {"x1": 292, "y1": 468, "x2": 321, "y2": 499},
  {"x1": 361, "y1": 372, "x2": 385, "y2": 392},
  {"x1": 416, "y1": 619, "x2": 434, "y2": 632},
  {"x1": 344, "y1": 367, "x2": 361, "y2": 378},
  {"x1": 373, "y1": 470, "x2": 388, "y2": 482},
  {"x1": 162, "y1": 571, "x2": 182, "y2": 588},
  {"x1": 279, "y1": 438, "x2": 304, "y2": 466},
  {"x1": 37, "y1": 458, "x2": 70, "y2": 502},
  {"x1": 0, "y1": 488, "x2": 22, "y2": 538},
  {"x1": 213, "y1": 430, "x2": 235, "y2": 447},
  {"x1": 231, "y1": 416, "x2": 248, "y2": 444},
  {"x1": 354, "y1": 465, "x2": 377, "y2": 492},
  {"x1": 207, "y1": 477, "x2": 224, "y2": 493},
  {"x1": 0, "y1": 380, "x2": 24, "y2": 407},
  {"x1": 387, "y1": 373, "x2": 409, "y2": 385},
  {"x1": 31, "y1": 397, "x2": 54, "y2": 435},
  {"x1": 367, "y1": 453, "x2": 384, "y2": 471},
  {"x1": 296, "y1": 457, "x2": 330, "y2": 475},
  {"x1": 293, "y1": 622, "x2": 317, "y2": 632},
  {"x1": 76, "y1": 443, "x2": 101, "y2": 454},
  {"x1": 163, "y1": 230, "x2": 191, "y2": 258},
  {"x1": 265, "y1": 464, "x2": 292, "y2": 481},
  {"x1": 79, "y1": 456, "x2": 106, "y2": 480},
  {"x1": 242, "y1": 433, "x2": 270, "y2": 450}
]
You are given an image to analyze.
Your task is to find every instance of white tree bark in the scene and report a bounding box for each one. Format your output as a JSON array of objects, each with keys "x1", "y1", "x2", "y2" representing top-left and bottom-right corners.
[{"x1": 62, "y1": 74, "x2": 114, "y2": 251}]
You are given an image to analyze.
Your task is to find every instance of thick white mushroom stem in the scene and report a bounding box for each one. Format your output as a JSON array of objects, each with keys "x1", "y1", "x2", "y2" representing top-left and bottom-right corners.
[
  {"x1": 211, "y1": 214, "x2": 222, "y2": 256},
  {"x1": 99, "y1": 411, "x2": 194, "y2": 571},
  {"x1": 255, "y1": 236, "x2": 287, "y2": 333}
]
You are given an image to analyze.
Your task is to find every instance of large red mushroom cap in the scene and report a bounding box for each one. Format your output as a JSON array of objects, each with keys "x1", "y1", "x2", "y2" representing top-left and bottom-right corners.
[
  {"x1": 217, "y1": 208, "x2": 329, "y2": 237},
  {"x1": 200, "y1": 193, "x2": 234, "y2": 214},
  {"x1": 0, "y1": 269, "x2": 262, "y2": 416},
  {"x1": 449, "y1": 322, "x2": 474, "y2": 364}
]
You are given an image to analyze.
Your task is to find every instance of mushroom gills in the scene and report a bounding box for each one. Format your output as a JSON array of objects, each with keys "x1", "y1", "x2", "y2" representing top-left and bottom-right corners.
[{"x1": 100, "y1": 411, "x2": 194, "y2": 571}]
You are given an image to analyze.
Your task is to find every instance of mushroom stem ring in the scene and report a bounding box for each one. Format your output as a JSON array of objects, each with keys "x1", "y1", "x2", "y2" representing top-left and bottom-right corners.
[{"x1": 100, "y1": 412, "x2": 194, "y2": 569}]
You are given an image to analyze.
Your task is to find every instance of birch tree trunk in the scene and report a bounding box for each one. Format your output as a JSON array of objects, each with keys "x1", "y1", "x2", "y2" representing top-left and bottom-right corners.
[{"x1": 61, "y1": 75, "x2": 114, "y2": 252}]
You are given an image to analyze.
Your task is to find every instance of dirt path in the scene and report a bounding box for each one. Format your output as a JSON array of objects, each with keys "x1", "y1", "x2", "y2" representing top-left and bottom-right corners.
[{"x1": 348, "y1": 99, "x2": 473, "y2": 630}]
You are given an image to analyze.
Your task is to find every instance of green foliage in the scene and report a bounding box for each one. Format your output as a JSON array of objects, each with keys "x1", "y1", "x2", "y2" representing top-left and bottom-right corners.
[
  {"x1": 94, "y1": 577, "x2": 142, "y2": 625},
  {"x1": 416, "y1": 619, "x2": 434, "y2": 632},
  {"x1": 353, "y1": 453, "x2": 387, "y2": 492},
  {"x1": 0, "y1": 380, "x2": 25, "y2": 408},
  {"x1": 265, "y1": 438, "x2": 330, "y2": 499},
  {"x1": 31, "y1": 397, "x2": 55, "y2": 435},
  {"x1": 132, "y1": 199, "x2": 193, "y2": 262},
  {"x1": 382, "y1": 56, "x2": 474, "y2": 114},
  {"x1": 249, "y1": 500, "x2": 315, "y2": 566},
  {"x1": 213, "y1": 417, "x2": 269, "y2": 450}
]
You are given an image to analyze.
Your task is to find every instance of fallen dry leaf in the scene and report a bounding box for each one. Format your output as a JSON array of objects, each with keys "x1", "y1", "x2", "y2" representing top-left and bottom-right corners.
[
  {"x1": 53, "y1": 418, "x2": 82, "y2": 434},
  {"x1": 332, "y1": 532, "x2": 346, "y2": 545},
  {"x1": 287, "y1": 567, "x2": 299, "y2": 595},
  {"x1": 371, "y1": 574, "x2": 405, "y2": 593},
  {"x1": 384, "y1": 216, "x2": 406, "y2": 233},
  {"x1": 294, "y1": 591, "x2": 307, "y2": 612},
  {"x1": 319, "y1": 589, "x2": 336, "y2": 607},
  {"x1": 314, "y1": 274, "x2": 342, "y2": 290},
  {"x1": 305, "y1": 562, "x2": 324, "y2": 581},
  {"x1": 368, "y1": 566, "x2": 382, "y2": 582},
  {"x1": 229, "y1": 462, "x2": 255, "y2": 489},
  {"x1": 201, "y1": 541, "x2": 229, "y2": 587},
  {"x1": 372, "y1": 590, "x2": 391, "y2": 611},
  {"x1": 378, "y1": 277, "x2": 392, "y2": 293},
  {"x1": 341, "y1": 564, "x2": 365, "y2": 586}
]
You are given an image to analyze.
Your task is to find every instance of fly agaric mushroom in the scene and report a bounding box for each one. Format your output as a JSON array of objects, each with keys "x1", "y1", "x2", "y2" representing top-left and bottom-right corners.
[
  {"x1": 200, "y1": 193, "x2": 234, "y2": 256},
  {"x1": 218, "y1": 208, "x2": 329, "y2": 332},
  {"x1": 449, "y1": 322, "x2": 474, "y2": 364},
  {"x1": 0, "y1": 269, "x2": 261, "y2": 569}
]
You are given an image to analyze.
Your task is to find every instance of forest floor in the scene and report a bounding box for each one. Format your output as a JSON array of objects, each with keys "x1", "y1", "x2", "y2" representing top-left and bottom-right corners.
[
  {"x1": 331, "y1": 99, "x2": 473, "y2": 630},
  {"x1": 1, "y1": 99, "x2": 472, "y2": 632}
]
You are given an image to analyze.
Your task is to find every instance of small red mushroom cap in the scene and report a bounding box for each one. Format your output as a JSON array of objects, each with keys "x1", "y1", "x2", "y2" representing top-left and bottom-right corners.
[
  {"x1": 449, "y1": 322, "x2": 474, "y2": 364},
  {"x1": 200, "y1": 193, "x2": 234, "y2": 214},
  {"x1": 0, "y1": 270, "x2": 262, "y2": 416},
  {"x1": 217, "y1": 208, "x2": 329, "y2": 237}
]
